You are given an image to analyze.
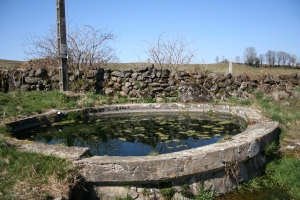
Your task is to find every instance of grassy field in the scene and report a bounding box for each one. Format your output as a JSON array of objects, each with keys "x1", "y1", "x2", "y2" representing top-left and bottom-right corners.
[
  {"x1": 109, "y1": 62, "x2": 300, "y2": 76},
  {"x1": 1, "y1": 59, "x2": 299, "y2": 76},
  {"x1": 0, "y1": 60, "x2": 300, "y2": 199},
  {"x1": 0, "y1": 89, "x2": 299, "y2": 199},
  {"x1": 0, "y1": 59, "x2": 24, "y2": 69}
]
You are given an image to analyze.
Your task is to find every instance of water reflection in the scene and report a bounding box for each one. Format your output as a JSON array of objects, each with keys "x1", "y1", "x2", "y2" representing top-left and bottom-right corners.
[{"x1": 25, "y1": 112, "x2": 247, "y2": 156}]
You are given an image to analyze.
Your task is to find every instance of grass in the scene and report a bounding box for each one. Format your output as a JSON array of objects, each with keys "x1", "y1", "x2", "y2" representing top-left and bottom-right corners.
[
  {"x1": 220, "y1": 90, "x2": 300, "y2": 199},
  {"x1": 193, "y1": 182, "x2": 217, "y2": 200},
  {"x1": 235, "y1": 157, "x2": 300, "y2": 199},
  {"x1": 218, "y1": 134, "x2": 233, "y2": 143},
  {"x1": 0, "y1": 59, "x2": 24, "y2": 69},
  {"x1": 148, "y1": 150, "x2": 159, "y2": 156},
  {"x1": 228, "y1": 97, "x2": 253, "y2": 106},
  {"x1": 0, "y1": 61, "x2": 300, "y2": 199},
  {"x1": 0, "y1": 139, "x2": 77, "y2": 199},
  {"x1": 0, "y1": 90, "x2": 78, "y2": 122},
  {"x1": 160, "y1": 186, "x2": 175, "y2": 200},
  {"x1": 1, "y1": 59, "x2": 299, "y2": 76},
  {"x1": 252, "y1": 92, "x2": 300, "y2": 139},
  {"x1": 266, "y1": 158, "x2": 300, "y2": 199},
  {"x1": 107, "y1": 62, "x2": 300, "y2": 76}
]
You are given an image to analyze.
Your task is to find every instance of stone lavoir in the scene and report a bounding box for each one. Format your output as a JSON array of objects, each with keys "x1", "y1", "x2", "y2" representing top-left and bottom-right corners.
[
  {"x1": 7, "y1": 103, "x2": 279, "y2": 199},
  {"x1": 1, "y1": 59, "x2": 288, "y2": 199}
]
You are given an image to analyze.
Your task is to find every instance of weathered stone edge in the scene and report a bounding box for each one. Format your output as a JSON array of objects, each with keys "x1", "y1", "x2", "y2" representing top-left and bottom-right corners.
[
  {"x1": 71, "y1": 103, "x2": 279, "y2": 183},
  {"x1": 5, "y1": 103, "x2": 278, "y2": 166}
]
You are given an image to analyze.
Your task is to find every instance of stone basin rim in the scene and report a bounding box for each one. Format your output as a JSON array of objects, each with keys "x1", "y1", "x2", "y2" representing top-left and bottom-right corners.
[
  {"x1": 7, "y1": 103, "x2": 277, "y2": 156},
  {"x1": 6, "y1": 103, "x2": 279, "y2": 188},
  {"x1": 71, "y1": 103, "x2": 279, "y2": 184}
]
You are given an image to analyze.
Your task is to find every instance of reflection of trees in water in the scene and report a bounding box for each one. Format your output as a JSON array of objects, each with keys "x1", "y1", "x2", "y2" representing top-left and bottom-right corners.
[
  {"x1": 74, "y1": 139, "x2": 122, "y2": 156},
  {"x1": 29, "y1": 112, "x2": 245, "y2": 156}
]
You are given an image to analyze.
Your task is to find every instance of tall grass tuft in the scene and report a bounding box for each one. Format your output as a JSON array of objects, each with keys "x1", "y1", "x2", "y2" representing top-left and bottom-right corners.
[
  {"x1": 266, "y1": 158, "x2": 300, "y2": 199},
  {"x1": 0, "y1": 139, "x2": 77, "y2": 199}
]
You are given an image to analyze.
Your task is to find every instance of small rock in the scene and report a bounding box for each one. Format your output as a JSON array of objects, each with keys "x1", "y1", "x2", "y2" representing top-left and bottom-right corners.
[
  {"x1": 137, "y1": 66, "x2": 149, "y2": 73},
  {"x1": 35, "y1": 68, "x2": 47, "y2": 78},
  {"x1": 272, "y1": 90, "x2": 289, "y2": 100},
  {"x1": 286, "y1": 145, "x2": 295, "y2": 150},
  {"x1": 111, "y1": 71, "x2": 125, "y2": 77}
]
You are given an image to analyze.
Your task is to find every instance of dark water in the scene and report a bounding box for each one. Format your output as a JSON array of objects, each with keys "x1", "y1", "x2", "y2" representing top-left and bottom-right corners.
[{"x1": 22, "y1": 112, "x2": 246, "y2": 156}]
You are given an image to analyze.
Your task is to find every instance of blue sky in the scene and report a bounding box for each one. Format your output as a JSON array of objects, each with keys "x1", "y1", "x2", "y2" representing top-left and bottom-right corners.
[{"x1": 0, "y1": 0, "x2": 299, "y2": 63}]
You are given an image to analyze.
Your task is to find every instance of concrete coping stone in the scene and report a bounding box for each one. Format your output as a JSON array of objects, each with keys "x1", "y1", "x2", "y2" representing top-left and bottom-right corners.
[{"x1": 71, "y1": 103, "x2": 278, "y2": 184}]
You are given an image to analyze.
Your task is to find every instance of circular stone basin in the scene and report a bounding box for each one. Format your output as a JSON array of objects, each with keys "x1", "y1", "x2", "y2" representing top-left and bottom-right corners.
[
  {"x1": 7, "y1": 103, "x2": 279, "y2": 197},
  {"x1": 20, "y1": 112, "x2": 247, "y2": 156}
]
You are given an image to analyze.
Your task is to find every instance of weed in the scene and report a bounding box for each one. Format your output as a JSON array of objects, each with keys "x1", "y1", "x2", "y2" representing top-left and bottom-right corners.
[
  {"x1": 228, "y1": 97, "x2": 252, "y2": 106},
  {"x1": 0, "y1": 139, "x2": 77, "y2": 199},
  {"x1": 124, "y1": 184, "x2": 131, "y2": 190},
  {"x1": 148, "y1": 151, "x2": 159, "y2": 156},
  {"x1": 115, "y1": 97, "x2": 130, "y2": 104},
  {"x1": 254, "y1": 92, "x2": 264, "y2": 100},
  {"x1": 181, "y1": 183, "x2": 194, "y2": 198},
  {"x1": 160, "y1": 186, "x2": 175, "y2": 200},
  {"x1": 209, "y1": 99, "x2": 218, "y2": 104},
  {"x1": 161, "y1": 96, "x2": 168, "y2": 103},
  {"x1": 218, "y1": 134, "x2": 233, "y2": 143},
  {"x1": 141, "y1": 188, "x2": 149, "y2": 196},
  {"x1": 294, "y1": 87, "x2": 300, "y2": 92},
  {"x1": 223, "y1": 157, "x2": 240, "y2": 188},
  {"x1": 66, "y1": 111, "x2": 81, "y2": 121},
  {"x1": 0, "y1": 125, "x2": 12, "y2": 134},
  {"x1": 0, "y1": 90, "x2": 78, "y2": 121},
  {"x1": 238, "y1": 177, "x2": 263, "y2": 193},
  {"x1": 115, "y1": 194, "x2": 134, "y2": 200},
  {"x1": 228, "y1": 97, "x2": 239, "y2": 104},
  {"x1": 136, "y1": 82, "x2": 142, "y2": 90},
  {"x1": 193, "y1": 181, "x2": 217, "y2": 200},
  {"x1": 143, "y1": 97, "x2": 156, "y2": 103},
  {"x1": 240, "y1": 99, "x2": 252, "y2": 106},
  {"x1": 208, "y1": 109, "x2": 214, "y2": 116},
  {"x1": 266, "y1": 158, "x2": 300, "y2": 199},
  {"x1": 263, "y1": 141, "x2": 280, "y2": 159}
]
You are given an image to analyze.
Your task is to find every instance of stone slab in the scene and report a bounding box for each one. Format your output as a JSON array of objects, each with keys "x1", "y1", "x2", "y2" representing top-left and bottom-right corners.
[{"x1": 6, "y1": 138, "x2": 89, "y2": 161}]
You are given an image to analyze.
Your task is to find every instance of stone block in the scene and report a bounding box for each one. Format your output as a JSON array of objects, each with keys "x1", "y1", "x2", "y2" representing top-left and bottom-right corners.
[{"x1": 25, "y1": 76, "x2": 42, "y2": 84}]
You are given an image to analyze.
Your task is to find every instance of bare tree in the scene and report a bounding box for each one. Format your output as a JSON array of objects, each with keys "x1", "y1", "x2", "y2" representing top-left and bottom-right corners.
[
  {"x1": 235, "y1": 56, "x2": 240, "y2": 64},
  {"x1": 143, "y1": 32, "x2": 198, "y2": 70},
  {"x1": 215, "y1": 56, "x2": 219, "y2": 63},
  {"x1": 276, "y1": 51, "x2": 284, "y2": 66},
  {"x1": 281, "y1": 52, "x2": 290, "y2": 67},
  {"x1": 22, "y1": 24, "x2": 119, "y2": 70},
  {"x1": 243, "y1": 47, "x2": 257, "y2": 66},
  {"x1": 289, "y1": 54, "x2": 297, "y2": 66},
  {"x1": 265, "y1": 50, "x2": 276, "y2": 67},
  {"x1": 258, "y1": 54, "x2": 264, "y2": 67},
  {"x1": 22, "y1": 25, "x2": 58, "y2": 60}
]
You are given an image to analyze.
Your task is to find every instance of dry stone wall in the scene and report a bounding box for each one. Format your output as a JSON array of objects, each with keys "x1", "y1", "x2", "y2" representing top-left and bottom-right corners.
[{"x1": 1, "y1": 59, "x2": 300, "y2": 101}]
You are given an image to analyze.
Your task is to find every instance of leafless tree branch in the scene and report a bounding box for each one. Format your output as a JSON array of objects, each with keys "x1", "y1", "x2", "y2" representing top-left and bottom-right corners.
[
  {"x1": 143, "y1": 32, "x2": 198, "y2": 70},
  {"x1": 22, "y1": 23, "x2": 119, "y2": 70}
]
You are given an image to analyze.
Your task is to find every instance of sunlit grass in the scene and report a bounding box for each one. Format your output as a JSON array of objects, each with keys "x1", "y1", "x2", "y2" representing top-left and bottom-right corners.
[
  {"x1": 266, "y1": 158, "x2": 300, "y2": 199},
  {"x1": 0, "y1": 90, "x2": 78, "y2": 121},
  {"x1": 109, "y1": 62, "x2": 300, "y2": 76},
  {"x1": 0, "y1": 139, "x2": 77, "y2": 199}
]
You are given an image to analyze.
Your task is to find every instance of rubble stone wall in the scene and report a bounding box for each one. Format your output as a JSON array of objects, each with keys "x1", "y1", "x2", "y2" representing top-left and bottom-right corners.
[{"x1": 1, "y1": 59, "x2": 300, "y2": 102}]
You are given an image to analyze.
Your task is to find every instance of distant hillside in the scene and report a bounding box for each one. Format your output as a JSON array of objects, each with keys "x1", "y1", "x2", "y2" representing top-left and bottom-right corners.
[{"x1": 0, "y1": 59, "x2": 25, "y2": 69}]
